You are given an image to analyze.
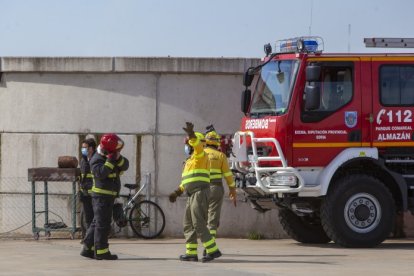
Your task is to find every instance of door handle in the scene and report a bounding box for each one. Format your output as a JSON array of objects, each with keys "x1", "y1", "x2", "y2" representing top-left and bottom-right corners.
[{"x1": 365, "y1": 114, "x2": 374, "y2": 123}]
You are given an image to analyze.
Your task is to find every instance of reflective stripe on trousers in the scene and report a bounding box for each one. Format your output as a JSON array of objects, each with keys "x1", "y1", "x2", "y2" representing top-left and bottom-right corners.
[
  {"x1": 203, "y1": 237, "x2": 219, "y2": 254},
  {"x1": 96, "y1": 248, "x2": 109, "y2": 255},
  {"x1": 185, "y1": 243, "x2": 197, "y2": 256}
]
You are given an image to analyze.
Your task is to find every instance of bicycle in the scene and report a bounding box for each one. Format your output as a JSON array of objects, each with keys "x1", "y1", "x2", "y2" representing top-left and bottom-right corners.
[{"x1": 80, "y1": 180, "x2": 165, "y2": 239}]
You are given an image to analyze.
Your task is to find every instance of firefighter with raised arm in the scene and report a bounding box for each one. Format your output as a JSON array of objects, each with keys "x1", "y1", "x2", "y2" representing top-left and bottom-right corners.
[
  {"x1": 80, "y1": 133, "x2": 129, "y2": 260},
  {"x1": 169, "y1": 122, "x2": 222, "y2": 263},
  {"x1": 204, "y1": 125, "x2": 236, "y2": 246}
]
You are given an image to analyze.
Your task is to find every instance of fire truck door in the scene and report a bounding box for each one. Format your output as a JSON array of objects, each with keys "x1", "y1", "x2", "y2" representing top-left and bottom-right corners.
[{"x1": 292, "y1": 60, "x2": 362, "y2": 167}]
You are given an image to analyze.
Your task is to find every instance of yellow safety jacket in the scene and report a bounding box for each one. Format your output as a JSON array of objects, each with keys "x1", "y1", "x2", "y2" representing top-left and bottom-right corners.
[
  {"x1": 179, "y1": 136, "x2": 210, "y2": 194},
  {"x1": 204, "y1": 146, "x2": 235, "y2": 188}
]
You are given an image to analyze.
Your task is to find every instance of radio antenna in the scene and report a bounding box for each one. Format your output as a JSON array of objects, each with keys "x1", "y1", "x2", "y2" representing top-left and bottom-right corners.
[{"x1": 309, "y1": 0, "x2": 313, "y2": 35}]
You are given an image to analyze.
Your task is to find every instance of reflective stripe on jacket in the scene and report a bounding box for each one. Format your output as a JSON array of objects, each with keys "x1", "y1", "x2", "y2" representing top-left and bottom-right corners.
[
  {"x1": 80, "y1": 155, "x2": 95, "y2": 192},
  {"x1": 179, "y1": 136, "x2": 210, "y2": 194},
  {"x1": 204, "y1": 146, "x2": 235, "y2": 188},
  {"x1": 90, "y1": 152, "x2": 129, "y2": 197}
]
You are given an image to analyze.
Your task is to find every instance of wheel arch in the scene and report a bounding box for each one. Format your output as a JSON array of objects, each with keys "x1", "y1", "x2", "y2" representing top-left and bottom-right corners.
[
  {"x1": 327, "y1": 158, "x2": 406, "y2": 211},
  {"x1": 318, "y1": 148, "x2": 377, "y2": 196},
  {"x1": 316, "y1": 148, "x2": 406, "y2": 211}
]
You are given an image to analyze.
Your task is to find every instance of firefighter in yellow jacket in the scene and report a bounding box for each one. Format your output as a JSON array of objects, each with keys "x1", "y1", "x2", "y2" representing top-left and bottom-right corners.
[
  {"x1": 204, "y1": 125, "x2": 236, "y2": 242},
  {"x1": 169, "y1": 122, "x2": 222, "y2": 263}
]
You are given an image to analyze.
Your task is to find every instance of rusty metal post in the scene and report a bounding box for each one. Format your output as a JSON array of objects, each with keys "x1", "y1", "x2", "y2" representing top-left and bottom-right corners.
[
  {"x1": 44, "y1": 181, "x2": 48, "y2": 227},
  {"x1": 31, "y1": 181, "x2": 36, "y2": 234},
  {"x1": 145, "y1": 173, "x2": 151, "y2": 201}
]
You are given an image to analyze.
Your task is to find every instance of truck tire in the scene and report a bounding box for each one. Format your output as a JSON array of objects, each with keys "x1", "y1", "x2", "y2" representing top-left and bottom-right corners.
[
  {"x1": 321, "y1": 174, "x2": 395, "y2": 248},
  {"x1": 279, "y1": 208, "x2": 331, "y2": 243}
]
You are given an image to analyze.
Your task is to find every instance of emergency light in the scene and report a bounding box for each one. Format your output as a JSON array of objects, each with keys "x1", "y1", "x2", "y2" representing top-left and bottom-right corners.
[{"x1": 275, "y1": 36, "x2": 324, "y2": 54}]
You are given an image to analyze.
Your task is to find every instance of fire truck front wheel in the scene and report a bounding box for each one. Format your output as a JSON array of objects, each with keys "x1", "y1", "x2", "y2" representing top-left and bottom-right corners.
[
  {"x1": 278, "y1": 208, "x2": 331, "y2": 244},
  {"x1": 321, "y1": 174, "x2": 395, "y2": 248}
]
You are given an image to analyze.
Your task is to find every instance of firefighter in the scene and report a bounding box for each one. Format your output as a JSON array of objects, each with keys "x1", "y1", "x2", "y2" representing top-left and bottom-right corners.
[
  {"x1": 204, "y1": 125, "x2": 237, "y2": 244},
  {"x1": 79, "y1": 138, "x2": 97, "y2": 238},
  {"x1": 80, "y1": 133, "x2": 129, "y2": 260},
  {"x1": 169, "y1": 122, "x2": 222, "y2": 263}
]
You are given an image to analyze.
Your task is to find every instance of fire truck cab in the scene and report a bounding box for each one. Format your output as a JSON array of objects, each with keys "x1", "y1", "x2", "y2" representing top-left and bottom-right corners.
[{"x1": 232, "y1": 37, "x2": 414, "y2": 247}]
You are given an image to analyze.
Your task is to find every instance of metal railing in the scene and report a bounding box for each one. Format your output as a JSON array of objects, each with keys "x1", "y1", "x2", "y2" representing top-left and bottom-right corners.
[{"x1": 231, "y1": 131, "x2": 305, "y2": 194}]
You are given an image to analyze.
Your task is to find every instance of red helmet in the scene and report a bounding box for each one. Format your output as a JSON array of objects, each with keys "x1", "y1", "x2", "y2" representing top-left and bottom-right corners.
[{"x1": 100, "y1": 133, "x2": 124, "y2": 154}]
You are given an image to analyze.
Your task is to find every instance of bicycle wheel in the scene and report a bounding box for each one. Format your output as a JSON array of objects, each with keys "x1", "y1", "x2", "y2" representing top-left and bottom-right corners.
[{"x1": 129, "y1": 200, "x2": 165, "y2": 239}]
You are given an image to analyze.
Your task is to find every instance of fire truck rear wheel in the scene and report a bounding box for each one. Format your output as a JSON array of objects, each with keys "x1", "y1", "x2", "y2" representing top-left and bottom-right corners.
[
  {"x1": 321, "y1": 174, "x2": 395, "y2": 248},
  {"x1": 278, "y1": 208, "x2": 331, "y2": 244}
]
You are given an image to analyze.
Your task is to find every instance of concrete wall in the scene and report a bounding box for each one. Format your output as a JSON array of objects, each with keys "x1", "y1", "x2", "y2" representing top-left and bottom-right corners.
[{"x1": 0, "y1": 57, "x2": 285, "y2": 239}]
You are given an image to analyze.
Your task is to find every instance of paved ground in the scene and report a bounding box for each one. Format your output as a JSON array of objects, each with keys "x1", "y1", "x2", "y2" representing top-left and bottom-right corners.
[{"x1": 1, "y1": 238, "x2": 414, "y2": 275}]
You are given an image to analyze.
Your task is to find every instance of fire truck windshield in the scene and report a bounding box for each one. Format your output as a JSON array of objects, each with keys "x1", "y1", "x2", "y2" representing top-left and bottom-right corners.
[{"x1": 250, "y1": 60, "x2": 299, "y2": 117}]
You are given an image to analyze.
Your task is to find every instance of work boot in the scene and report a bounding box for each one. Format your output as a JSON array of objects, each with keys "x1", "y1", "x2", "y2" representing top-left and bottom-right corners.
[
  {"x1": 201, "y1": 250, "x2": 222, "y2": 263},
  {"x1": 95, "y1": 252, "x2": 118, "y2": 260},
  {"x1": 80, "y1": 248, "x2": 94, "y2": 259},
  {"x1": 179, "y1": 254, "x2": 198, "y2": 262}
]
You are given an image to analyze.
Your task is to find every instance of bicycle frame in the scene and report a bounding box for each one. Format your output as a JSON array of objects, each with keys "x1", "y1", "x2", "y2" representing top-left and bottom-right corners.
[
  {"x1": 110, "y1": 173, "x2": 165, "y2": 239},
  {"x1": 123, "y1": 179, "x2": 148, "y2": 214},
  {"x1": 81, "y1": 173, "x2": 165, "y2": 239}
]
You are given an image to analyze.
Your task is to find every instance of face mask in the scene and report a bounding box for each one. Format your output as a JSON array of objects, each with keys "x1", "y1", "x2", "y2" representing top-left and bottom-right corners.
[
  {"x1": 184, "y1": 144, "x2": 193, "y2": 157},
  {"x1": 81, "y1": 147, "x2": 88, "y2": 156}
]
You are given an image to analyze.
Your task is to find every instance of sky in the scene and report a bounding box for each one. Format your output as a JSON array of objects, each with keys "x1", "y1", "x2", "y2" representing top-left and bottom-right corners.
[{"x1": 1, "y1": 0, "x2": 414, "y2": 57}]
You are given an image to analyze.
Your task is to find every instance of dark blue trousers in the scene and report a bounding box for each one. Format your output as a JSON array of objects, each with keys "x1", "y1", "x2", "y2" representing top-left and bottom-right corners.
[{"x1": 83, "y1": 196, "x2": 114, "y2": 253}]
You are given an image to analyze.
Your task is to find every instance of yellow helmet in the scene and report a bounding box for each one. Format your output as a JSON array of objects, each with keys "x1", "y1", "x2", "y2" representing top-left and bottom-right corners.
[
  {"x1": 185, "y1": 132, "x2": 205, "y2": 145},
  {"x1": 195, "y1": 132, "x2": 206, "y2": 144},
  {"x1": 205, "y1": 131, "x2": 221, "y2": 146},
  {"x1": 194, "y1": 131, "x2": 204, "y2": 139}
]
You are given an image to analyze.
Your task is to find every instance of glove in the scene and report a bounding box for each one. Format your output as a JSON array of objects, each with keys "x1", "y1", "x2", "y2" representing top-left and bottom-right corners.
[
  {"x1": 205, "y1": 124, "x2": 215, "y2": 134},
  {"x1": 107, "y1": 151, "x2": 120, "y2": 162},
  {"x1": 107, "y1": 153, "x2": 115, "y2": 161},
  {"x1": 229, "y1": 187, "x2": 237, "y2": 207},
  {"x1": 169, "y1": 188, "x2": 183, "y2": 203},
  {"x1": 183, "y1": 122, "x2": 196, "y2": 139}
]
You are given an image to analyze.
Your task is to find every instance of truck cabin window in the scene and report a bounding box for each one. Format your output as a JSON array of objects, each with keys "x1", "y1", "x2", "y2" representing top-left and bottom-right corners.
[
  {"x1": 302, "y1": 63, "x2": 354, "y2": 122},
  {"x1": 249, "y1": 60, "x2": 299, "y2": 118},
  {"x1": 380, "y1": 65, "x2": 414, "y2": 106},
  {"x1": 317, "y1": 67, "x2": 353, "y2": 111}
]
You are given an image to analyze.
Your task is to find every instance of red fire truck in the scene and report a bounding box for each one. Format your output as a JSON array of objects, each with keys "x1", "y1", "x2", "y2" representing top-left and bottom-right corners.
[{"x1": 232, "y1": 37, "x2": 414, "y2": 247}]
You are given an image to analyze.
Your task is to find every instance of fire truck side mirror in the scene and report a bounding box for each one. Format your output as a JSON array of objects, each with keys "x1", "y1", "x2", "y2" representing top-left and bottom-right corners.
[
  {"x1": 304, "y1": 85, "x2": 320, "y2": 110},
  {"x1": 243, "y1": 68, "x2": 254, "y2": 87},
  {"x1": 306, "y1": 65, "x2": 321, "y2": 82},
  {"x1": 241, "y1": 89, "x2": 251, "y2": 114}
]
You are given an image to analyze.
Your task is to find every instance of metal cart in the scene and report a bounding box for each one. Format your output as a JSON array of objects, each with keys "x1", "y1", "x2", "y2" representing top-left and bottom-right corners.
[{"x1": 28, "y1": 167, "x2": 81, "y2": 240}]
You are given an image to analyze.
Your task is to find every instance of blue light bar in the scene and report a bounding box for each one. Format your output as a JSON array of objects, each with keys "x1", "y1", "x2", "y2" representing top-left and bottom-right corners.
[
  {"x1": 303, "y1": 40, "x2": 318, "y2": 52},
  {"x1": 275, "y1": 36, "x2": 324, "y2": 54}
]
